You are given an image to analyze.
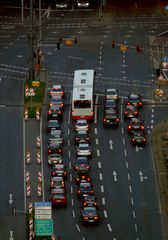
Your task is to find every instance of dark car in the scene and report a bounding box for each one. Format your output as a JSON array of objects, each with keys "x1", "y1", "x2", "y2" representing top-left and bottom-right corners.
[
  {"x1": 74, "y1": 157, "x2": 90, "y2": 171},
  {"x1": 131, "y1": 131, "x2": 146, "y2": 146},
  {"x1": 50, "y1": 188, "x2": 67, "y2": 207},
  {"x1": 127, "y1": 118, "x2": 145, "y2": 134},
  {"x1": 49, "y1": 96, "x2": 64, "y2": 111},
  {"x1": 77, "y1": 182, "x2": 94, "y2": 198},
  {"x1": 75, "y1": 130, "x2": 90, "y2": 144},
  {"x1": 48, "y1": 105, "x2": 63, "y2": 121},
  {"x1": 48, "y1": 153, "x2": 63, "y2": 166},
  {"x1": 50, "y1": 176, "x2": 65, "y2": 190},
  {"x1": 51, "y1": 164, "x2": 67, "y2": 179},
  {"x1": 75, "y1": 170, "x2": 91, "y2": 184},
  {"x1": 103, "y1": 108, "x2": 119, "y2": 127},
  {"x1": 80, "y1": 207, "x2": 100, "y2": 224},
  {"x1": 126, "y1": 93, "x2": 143, "y2": 108},
  {"x1": 82, "y1": 195, "x2": 98, "y2": 208},
  {"x1": 124, "y1": 105, "x2": 138, "y2": 119},
  {"x1": 76, "y1": 0, "x2": 90, "y2": 8},
  {"x1": 48, "y1": 142, "x2": 63, "y2": 154},
  {"x1": 104, "y1": 99, "x2": 118, "y2": 112},
  {"x1": 55, "y1": 0, "x2": 71, "y2": 9},
  {"x1": 47, "y1": 120, "x2": 60, "y2": 133}
]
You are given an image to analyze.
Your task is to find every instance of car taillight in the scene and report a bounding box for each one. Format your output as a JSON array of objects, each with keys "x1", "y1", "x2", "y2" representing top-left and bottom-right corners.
[
  {"x1": 60, "y1": 103, "x2": 63, "y2": 107},
  {"x1": 116, "y1": 118, "x2": 119, "y2": 122},
  {"x1": 128, "y1": 125, "x2": 131, "y2": 129},
  {"x1": 103, "y1": 119, "x2": 106, "y2": 122},
  {"x1": 50, "y1": 103, "x2": 52, "y2": 106},
  {"x1": 76, "y1": 178, "x2": 79, "y2": 181},
  {"x1": 61, "y1": 91, "x2": 64, "y2": 96},
  {"x1": 134, "y1": 111, "x2": 137, "y2": 114},
  {"x1": 91, "y1": 190, "x2": 94, "y2": 193},
  {"x1": 127, "y1": 102, "x2": 130, "y2": 105},
  {"x1": 141, "y1": 126, "x2": 144, "y2": 129},
  {"x1": 124, "y1": 111, "x2": 128, "y2": 114},
  {"x1": 132, "y1": 138, "x2": 135, "y2": 141},
  {"x1": 84, "y1": 217, "x2": 89, "y2": 220},
  {"x1": 84, "y1": 203, "x2": 86, "y2": 206},
  {"x1": 142, "y1": 138, "x2": 146, "y2": 141},
  {"x1": 94, "y1": 216, "x2": 98, "y2": 220},
  {"x1": 139, "y1": 102, "x2": 142, "y2": 105},
  {"x1": 77, "y1": 190, "x2": 80, "y2": 194},
  {"x1": 88, "y1": 178, "x2": 91, "y2": 181},
  {"x1": 58, "y1": 149, "x2": 62, "y2": 153},
  {"x1": 48, "y1": 110, "x2": 51, "y2": 114},
  {"x1": 48, "y1": 149, "x2": 51, "y2": 153},
  {"x1": 87, "y1": 166, "x2": 89, "y2": 169}
]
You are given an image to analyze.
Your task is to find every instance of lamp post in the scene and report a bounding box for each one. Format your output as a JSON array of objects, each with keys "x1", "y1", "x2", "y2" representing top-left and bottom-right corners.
[
  {"x1": 39, "y1": 0, "x2": 41, "y2": 45},
  {"x1": 21, "y1": 0, "x2": 24, "y2": 25},
  {"x1": 30, "y1": 0, "x2": 34, "y2": 81}
]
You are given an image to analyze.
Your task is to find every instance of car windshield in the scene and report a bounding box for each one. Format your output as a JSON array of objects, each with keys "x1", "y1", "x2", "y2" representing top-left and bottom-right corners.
[
  {"x1": 79, "y1": 146, "x2": 89, "y2": 150},
  {"x1": 52, "y1": 195, "x2": 65, "y2": 199},
  {"x1": 77, "y1": 120, "x2": 87, "y2": 126},
  {"x1": 77, "y1": 158, "x2": 88, "y2": 164},
  {"x1": 48, "y1": 121, "x2": 59, "y2": 127},
  {"x1": 106, "y1": 100, "x2": 116, "y2": 106}
]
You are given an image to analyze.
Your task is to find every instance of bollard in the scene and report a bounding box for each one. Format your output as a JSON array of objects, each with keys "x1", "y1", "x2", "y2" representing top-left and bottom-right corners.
[
  {"x1": 37, "y1": 150, "x2": 41, "y2": 164},
  {"x1": 36, "y1": 136, "x2": 40, "y2": 148},
  {"x1": 36, "y1": 108, "x2": 40, "y2": 120},
  {"x1": 25, "y1": 85, "x2": 29, "y2": 97},
  {"x1": 28, "y1": 202, "x2": 33, "y2": 215},
  {"x1": 38, "y1": 171, "x2": 42, "y2": 183},
  {"x1": 26, "y1": 171, "x2": 30, "y2": 183},
  {"x1": 26, "y1": 152, "x2": 31, "y2": 164},
  {"x1": 26, "y1": 183, "x2": 31, "y2": 197},
  {"x1": 37, "y1": 183, "x2": 42, "y2": 197},
  {"x1": 24, "y1": 108, "x2": 28, "y2": 120}
]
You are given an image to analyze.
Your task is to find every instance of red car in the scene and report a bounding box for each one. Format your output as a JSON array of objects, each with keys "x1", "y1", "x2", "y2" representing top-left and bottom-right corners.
[
  {"x1": 50, "y1": 188, "x2": 67, "y2": 207},
  {"x1": 127, "y1": 118, "x2": 145, "y2": 134},
  {"x1": 50, "y1": 176, "x2": 65, "y2": 190},
  {"x1": 124, "y1": 105, "x2": 138, "y2": 119}
]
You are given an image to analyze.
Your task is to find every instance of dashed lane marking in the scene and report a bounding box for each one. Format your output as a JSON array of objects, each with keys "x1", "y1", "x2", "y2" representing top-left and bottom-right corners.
[
  {"x1": 100, "y1": 185, "x2": 104, "y2": 192},
  {"x1": 104, "y1": 210, "x2": 108, "y2": 218},
  {"x1": 98, "y1": 161, "x2": 101, "y2": 168},
  {"x1": 76, "y1": 224, "x2": 80, "y2": 232},
  {"x1": 97, "y1": 149, "x2": 100, "y2": 157},
  {"x1": 107, "y1": 224, "x2": 112, "y2": 232},
  {"x1": 99, "y1": 173, "x2": 103, "y2": 180},
  {"x1": 102, "y1": 197, "x2": 105, "y2": 205}
]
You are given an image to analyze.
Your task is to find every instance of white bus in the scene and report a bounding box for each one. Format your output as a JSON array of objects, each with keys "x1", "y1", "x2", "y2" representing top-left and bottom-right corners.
[{"x1": 72, "y1": 69, "x2": 95, "y2": 120}]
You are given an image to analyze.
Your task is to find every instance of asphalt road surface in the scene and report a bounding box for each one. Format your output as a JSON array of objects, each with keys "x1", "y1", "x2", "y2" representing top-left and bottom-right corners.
[{"x1": 0, "y1": 6, "x2": 167, "y2": 240}]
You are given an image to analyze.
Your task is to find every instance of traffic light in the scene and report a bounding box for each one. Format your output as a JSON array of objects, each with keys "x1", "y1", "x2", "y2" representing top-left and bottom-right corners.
[
  {"x1": 112, "y1": 40, "x2": 115, "y2": 48},
  {"x1": 156, "y1": 68, "x2": 160, "y2": 77},
  {"x1": 136, "y1": 45, "x2": 142, "y2": 53},
  {"x1": 57, "y1": 42, "x2": 60, "y2": 49}
]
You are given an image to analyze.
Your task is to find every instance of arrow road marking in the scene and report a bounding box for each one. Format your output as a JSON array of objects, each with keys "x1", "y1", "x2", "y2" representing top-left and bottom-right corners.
[
  {"x1": 9, "y1": 230, "x2": 14, "y2": 240},
  {"x1": 109, "y1": 139, "x2": 113, "y2": 150},
  {"x1": 139, "y1": 171, "x2": 148, "y2": 182},
  {"x1": 136, "y1": 146, "x2": 143, "y2": 152},
  {"x1": 113, "y1": 171, "x2": 118, "y2": 182},
  {"x1": 9, "y1": 194, "x2": 13, "y2": 205}
]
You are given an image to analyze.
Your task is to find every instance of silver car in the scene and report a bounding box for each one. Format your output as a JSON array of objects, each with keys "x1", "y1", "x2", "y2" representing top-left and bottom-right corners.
[{"x1": 77, "y1": 143, "x2": 91, "y2": 157}]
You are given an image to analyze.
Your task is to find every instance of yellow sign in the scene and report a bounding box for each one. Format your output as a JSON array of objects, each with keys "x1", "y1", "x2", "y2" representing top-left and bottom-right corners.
[
  {"x1": 120, "y1": 44, "x2": 127, "y2": 52},
  {"x1": 32, "y1": 81, "x2": 40, "y2": 87},
  {"x1": 65, "y1": 39, "x2": 73, "y2": 46}
]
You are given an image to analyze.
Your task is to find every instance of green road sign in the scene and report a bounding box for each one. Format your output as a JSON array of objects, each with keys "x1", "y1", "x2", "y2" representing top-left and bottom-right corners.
[{"x1": 35, "y1": 219, "x2": 53, "y2": 236}]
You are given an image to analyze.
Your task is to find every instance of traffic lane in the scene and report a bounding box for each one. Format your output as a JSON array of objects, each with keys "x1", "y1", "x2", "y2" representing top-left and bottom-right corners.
[
  {"x1": 95, "y1": 106, "x2": 139, "y2": 239},
  {"x1": 122, "y1": 135, "x2": 163, "y2": 240},
  {"x1": 0, "y1": 108, "x2": 24, "y2": 216}
]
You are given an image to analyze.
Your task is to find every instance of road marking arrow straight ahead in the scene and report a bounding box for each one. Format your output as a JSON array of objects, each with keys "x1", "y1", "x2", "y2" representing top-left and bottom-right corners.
[
  {"x1": 9, "y1": 193, "x2": 13, "y2": 205},
  {"x1": 139, "y1": 171, "x2": 148, "y2": 182},
  {"x1": 9, "y1": 230, "x2": 14, "y2": 240},
  {"x1": 109, "y1": 139, "x2": 113, "y2": 150},
  {"x1": 113, "y1": 171, "x2": 118, "y2": 182}
]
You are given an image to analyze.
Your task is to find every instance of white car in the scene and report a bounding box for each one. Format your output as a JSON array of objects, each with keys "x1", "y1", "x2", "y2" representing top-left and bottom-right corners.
[
  {"x1": 75, "y1": 119, "x2": 89, "y2": 131},
  {"x1": 56, "y1": 0, "x2": 69, "y2": 9},
  {"x1": 77, "y1": 0, "x2": 89, "y2": 8},
  {"x1": 48, "y1": 153, "x2": 63, "y2": 166},
  {"x1": 50, "y1": 84, "x2": 64, "y2": 98},
  {"x1": 105, "y1": 88, "x2": 119, "y2": 101},
  {"x1": 77, "y1": 143, "x2": 91, "y2": 157}
]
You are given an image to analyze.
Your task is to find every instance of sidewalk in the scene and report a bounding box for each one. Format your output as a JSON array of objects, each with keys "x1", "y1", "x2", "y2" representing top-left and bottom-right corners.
[{"x1": 151, "y1": 119, "x2": 168, "y2": 239}]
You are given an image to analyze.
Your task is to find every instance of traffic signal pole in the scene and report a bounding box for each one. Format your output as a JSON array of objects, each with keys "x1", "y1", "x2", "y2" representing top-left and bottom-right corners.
[{"x1": 30, "y1": 0, "x2": 34, "y2": 81}]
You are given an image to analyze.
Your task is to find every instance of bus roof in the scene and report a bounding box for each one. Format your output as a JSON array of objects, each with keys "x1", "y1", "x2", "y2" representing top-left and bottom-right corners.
[
  {"x1": 73, "y1": 69, "x2": 94, "y2": 88},
  {"x1": 72, "y1": 87, "x2": 93, "y2": 101}
]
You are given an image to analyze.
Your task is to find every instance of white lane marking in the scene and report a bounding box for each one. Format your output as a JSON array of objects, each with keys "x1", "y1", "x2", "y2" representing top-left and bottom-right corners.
[
  {"x1": 71, "y1": 199, "x2": 74, "y2": 206},
  {"x1": 94, "y1": 127, "x2": 98, "y2": 134},
  {"x1": 133, "y1": 210, "x2": 136, "y2": 218},
  {"x1": 67, "y1": 56, "x2": 84, "y2": 60},
  {"x1": 129, "y1": 185, "x2": 132, "y2": 193},
  {"x1": 95, "y1": 138, "x2": 99, "y2": 145},
  {"x1": 151, "y1": 108, "x2": 154, "y2": 112},
  {"x1": 71, "y1": 186, "x2": 73, "y2": 194},
  {"x1": 107, "y1": 224, "x2": 112, "y2": 232},
  {"x1": 100, "y1": 50, "x2": 102, "y2": 55},
  {"x1": 121, "y1": 128, "x2": 124, "y2": 134},
  {"x1": 98, "y1": 161, "x2": 101, "y2": 168},
  {"x1": 94, "y1": 95, "x2": 99, "y2": 124},
  {"x1": 128, "y1": 173, "x2": 130, "y2": 181},
  {"x1": 70, "y1": 173, "x2": 72, "y2": 181},
  {"x1": 76, "y1": 224, "x2": 80, "y2": 232},
  {"x1": 69, "y1": 161, "x2": 71, "y2": 169},
  {"x1": 101, "y1": 185, "x2": 104, "y2": 192},
  {"x1": 151, "y1": 119, "x2": 154, "y2": 124},
  {"x1": 68, "y1": 128, "x2": 70, "y2": 135},
  {"x1": 151, "y1": 114, "x2": 154, "y2": 118},
  {"x1": 123, "y1": 138, "x2": 125, "y2": 145},
  {"x1": 151, "y1": 125, "x2": 153, "y2": 129},
  {"x1": 126, "y1": 161, "x2": 129, "y2": 168},
  {"x1": 68, "y1": 139, "x2": 70, "y2": 146},
  {"x1": 131, "y1": 197, "x2": 134, "y2": 205},
  {"x1": 99, "y1": 173, "x2": 103, "y2": 180},
  {"x1": 109, "y1": 139, "x2": 113, "y2": 150},
  {"x1": 135, "y1": 224, "x2": 138, "y2": 232},
  {"x1": 72, "y1": 210, "x2": 75, "y2": 218},
  {"x1": 68, "y1": 92, "x2": 72, "y2": 124},
  {"x1": 102, "y1": 197, "x2": 105, "y2": 205},
  {"x1": 113, "y1": 171, "x2": 118, "y2": 182},
  {"x1": 124, "y1": 149, "x2": 127, "y2": 157},
  {"x1": 68, "y1": 150, "x2": 71, "y2": 158},
  {"x1": 97, "y1": 149, "x2": 100, "y2": 157},
  {"x1": 104, "y1": 210, "x2": 108, "y2": 218}
]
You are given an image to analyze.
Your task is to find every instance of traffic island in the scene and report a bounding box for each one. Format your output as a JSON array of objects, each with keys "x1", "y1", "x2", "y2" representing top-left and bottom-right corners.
[
  {"x1": 151, "y1": 120, "x2": 168, "y2": 238},
  {"x1": 24, "y1": 80, "x2": 46, "y2": 118}
]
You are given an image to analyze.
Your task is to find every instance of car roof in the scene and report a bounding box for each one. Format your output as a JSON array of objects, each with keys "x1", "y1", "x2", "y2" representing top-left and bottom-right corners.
[{"x1": 106, "y1": 88, "x2": 117, "y2": 92}]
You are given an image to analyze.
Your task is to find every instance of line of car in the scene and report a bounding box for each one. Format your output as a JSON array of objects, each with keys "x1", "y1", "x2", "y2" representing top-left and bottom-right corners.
[
  {"x1": 47, "y1": 85, "x2": 68, "y2": 207},
  {"x1": 74, "y1": 119, "x2": 100, "y2": 224},
  {"x1": 103, "y1": 89, "x2": 147, "y2": 146}
]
